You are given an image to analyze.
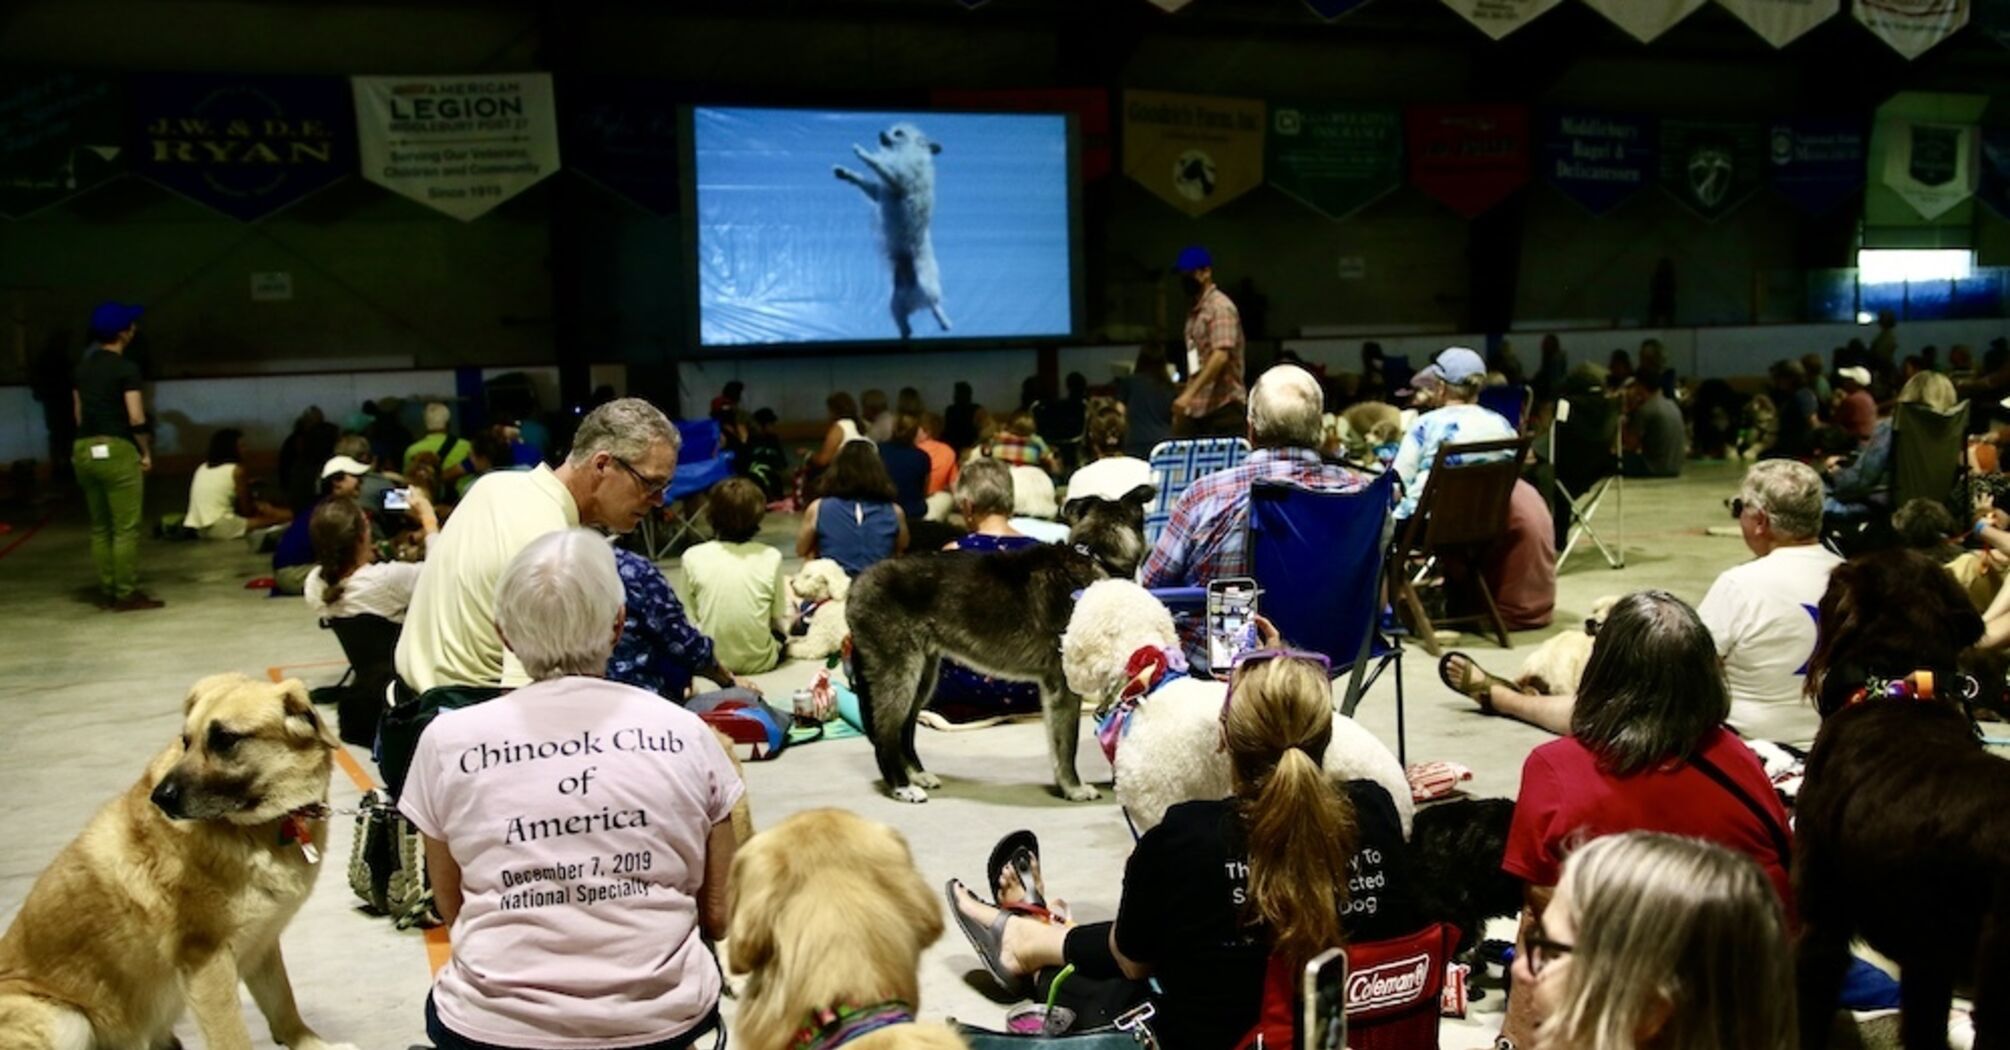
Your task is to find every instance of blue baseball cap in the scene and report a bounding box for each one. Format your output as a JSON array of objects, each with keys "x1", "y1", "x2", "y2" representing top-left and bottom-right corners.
[
  {"x1": 1415, "y1": 346, "x2": 1487, "y2": 386},
  {"x1": 90, "y1": 301, "x2": 144, "y2": 335},
  {"x1": 1175, "y1": 245, "x2": 1213, "y2": 272}
]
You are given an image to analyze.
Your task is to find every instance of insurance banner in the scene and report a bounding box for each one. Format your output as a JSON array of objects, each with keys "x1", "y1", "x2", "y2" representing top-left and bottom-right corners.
[
  {"x1": 1266, "y1": 102, "x2": 1402, "y2": 219},
  {"x1": 353, "y1": 73, "x2": 560, "y2": 221}
]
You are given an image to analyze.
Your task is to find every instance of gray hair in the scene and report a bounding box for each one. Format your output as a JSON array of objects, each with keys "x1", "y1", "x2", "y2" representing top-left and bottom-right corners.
[
  {"x1": 423, "y1": 401, "x2": 451, "y2": 433},
  {"x1": 567, "y1": 397, "x2": 679, "y2": 467},
  {"x1": 954, "y1": 457, "x2": 1015, "y2": 518},
  {"x1": 1248, "y1": 364, "x2": 1325, "y2": 449},
  {"x1": 494, "y1": 529, "x2": 625, "y2": 681},
  {"x1": 1543, "y1": 833, "x2": 1793, "y2": 1050},
  {"x1": 1740, "y1": 460, "x2": 1822, "y2": 540}
]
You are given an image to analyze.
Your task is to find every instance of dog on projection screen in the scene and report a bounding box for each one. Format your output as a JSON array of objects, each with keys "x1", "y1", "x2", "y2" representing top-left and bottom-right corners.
[{"x1": 834, "y1": 122, "x2": 951, "y2": 339}]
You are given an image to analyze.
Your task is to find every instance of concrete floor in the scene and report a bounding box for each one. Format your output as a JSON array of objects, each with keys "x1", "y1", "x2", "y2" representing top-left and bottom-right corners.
[{"x1": 0, "y1": 461, "x2": 1754, "y2": 1049}]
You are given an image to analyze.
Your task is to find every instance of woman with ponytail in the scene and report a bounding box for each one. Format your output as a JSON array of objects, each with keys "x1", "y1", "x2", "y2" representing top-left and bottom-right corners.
[
  {"x1": 304, "y1": 490, "x2": 437, "y2": 622},
  {"x1": 950, "y1": 650, "x2": 1418, "y2": 1049}
]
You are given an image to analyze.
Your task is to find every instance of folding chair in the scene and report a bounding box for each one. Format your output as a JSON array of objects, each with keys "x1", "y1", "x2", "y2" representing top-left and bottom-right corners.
[
  {"x1": 1249, "y1": 470, "x2": 1409, "y2": 762},
  {"x1": 1344, "y1": 923, "x2": 1459, "y2": 1050},
  {"x1": 1553, "y1": 384, "x2": 1624, "y2": 570},
  {"x1": 638, "y1": 418, "x2": 735, "y2": 560},
  {"x1": 1477, "y1": 383, "x2": 1533, "y2": 433},
  {"x1": 1892, "y1": 400, "x2": 1970, "y2": 510},
  {"x1": 1391, "y1": 436, "x2": 1531, "y2": 656},
  {"x1": 322, "y1": 613, "x2": 402, "y2": 749},
  {"x1": 1143, "y1": 436, "x2": 1250, "y2": 548}
]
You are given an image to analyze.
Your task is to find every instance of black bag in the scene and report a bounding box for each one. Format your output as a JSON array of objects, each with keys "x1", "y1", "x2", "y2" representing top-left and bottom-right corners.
[{"x1": 376, "y1": 683, "x2": 504, "y2": 799}]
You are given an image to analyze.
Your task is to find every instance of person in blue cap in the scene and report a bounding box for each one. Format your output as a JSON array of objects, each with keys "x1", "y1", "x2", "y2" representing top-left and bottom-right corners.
[
  {"x1": 1390, "y1": 345, "x2": 1517, "y2": 520},
  {"x1": 1169, "y1": 245, "x2": 1248, "y2": 438},
  {"x1": 72, "y1": 301, "x2": 162, "y2": 611}
]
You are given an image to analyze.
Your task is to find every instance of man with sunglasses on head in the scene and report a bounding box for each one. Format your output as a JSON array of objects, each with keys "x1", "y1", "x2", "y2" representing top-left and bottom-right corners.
[{"x1": 396, "y1": 398, "x2": 681, "y2": 693}]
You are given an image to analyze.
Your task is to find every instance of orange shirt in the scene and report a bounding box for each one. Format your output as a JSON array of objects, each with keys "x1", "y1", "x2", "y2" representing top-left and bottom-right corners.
[{"x1": 918, "y1": 437, "x2": 959, "y2": 494}]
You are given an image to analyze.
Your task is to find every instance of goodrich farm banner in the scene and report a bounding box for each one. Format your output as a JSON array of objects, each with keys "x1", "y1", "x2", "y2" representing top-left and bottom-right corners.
[
  {"x1": 1541, "y1": 111, "x2": 1652, "y2": 214},
  {"x1": 0, "y1": 72, "x2": 124, "y2": 218},
  {"x1": 1123, "y1": 90, "x2": 1265, "y2": 217},
  {"x1": 1266, "y1": 103, "x2": 1402, "y2": 220},
  {"x1": 1405, "y1": 104, "x2": 1529, "y2": 218},
  {"x1": 1658, "y1": 119, "x2": 1764, "y2": 220},
  {"x1": 353, "y1": 73, "x2": 560, "y2": 221},
  {"x1": 1854, "y1": 0, "x2": 1970, "y2": 58},
  {"x1": 1716, "y1": 0, "x2": 1841, "y2": 46},
  {"x1": 1769, "y1": 118, "x2": 1866, "y2": 214},
  {"x1": 131, "y1": 74, "x2": 352, "y2": 221}
]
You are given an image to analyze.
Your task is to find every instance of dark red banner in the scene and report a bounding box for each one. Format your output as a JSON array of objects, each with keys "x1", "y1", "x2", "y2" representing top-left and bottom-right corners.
[{"x1": 1405, "y1": 104, "x2": 1530, "y2": 218}]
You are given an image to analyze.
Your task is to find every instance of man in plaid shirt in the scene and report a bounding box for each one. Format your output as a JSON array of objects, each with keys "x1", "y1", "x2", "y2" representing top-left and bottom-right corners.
[
  {"x1": 1171, "y1": 245, "x2": 1248, "y2": 438},
  {"x1": 1142, "y1": 365, "x2": 1371, "y2": 590}
]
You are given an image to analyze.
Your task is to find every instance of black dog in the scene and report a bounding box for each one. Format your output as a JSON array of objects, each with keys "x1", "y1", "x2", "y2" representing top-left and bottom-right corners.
[
  {"x1": 1408, "y1": 797, "x2": 1521, "y2": 957},
  {"x1": 847, "y1": 493, "x2": 1150, "y2": 803}
]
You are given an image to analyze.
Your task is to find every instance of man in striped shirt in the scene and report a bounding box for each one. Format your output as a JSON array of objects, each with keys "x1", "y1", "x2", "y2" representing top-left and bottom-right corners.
[{"x1": 1171, "y1": 245, "x2": 1248, "y2": 439}]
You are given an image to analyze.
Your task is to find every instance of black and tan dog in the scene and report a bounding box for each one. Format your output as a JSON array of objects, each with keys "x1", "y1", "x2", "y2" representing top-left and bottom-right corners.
[
  {"x1": 848, "y1": 490, "x2": 1151, "y2": 803},
  {"x1": 0, "y1": 674, "x2": 353, "y2": 1050},
  {"x1": 1796, "y1": 552, "x2": 2008, "y2": 1050}
]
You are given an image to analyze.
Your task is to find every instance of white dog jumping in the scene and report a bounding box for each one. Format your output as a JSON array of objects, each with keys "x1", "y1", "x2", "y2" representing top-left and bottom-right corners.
[{"x1": 834, "y1": 122, "x2": 951, "y2": 339}]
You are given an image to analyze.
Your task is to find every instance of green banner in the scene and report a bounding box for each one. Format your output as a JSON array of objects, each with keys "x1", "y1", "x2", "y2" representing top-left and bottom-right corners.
[
  {"x1": 1266, "y1": 103, "x2": 1402, "y2": 220},
  {"x1": 1658, "y1": 119, "x2": 1764, "y2": 221}
]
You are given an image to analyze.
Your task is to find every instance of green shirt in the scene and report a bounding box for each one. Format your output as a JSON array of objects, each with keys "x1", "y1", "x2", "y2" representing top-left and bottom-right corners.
[
  {"x1": 680, "y1": 539, "x2": 786, "y2": 675},
  {"x1": 404, "y1": 432, "x2": 471, "y2": 474}
]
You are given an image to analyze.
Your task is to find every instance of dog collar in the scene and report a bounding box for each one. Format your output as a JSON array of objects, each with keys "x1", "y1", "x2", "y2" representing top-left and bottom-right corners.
[
  {"x1": 277, "y1": 802, "x2": 330, "y2": 865},
  {"x1": 1846, "y1": 670, "x2": 1953, "y2": 707},
  {"x1": 790, "y1": 1000, "x2": 914, "y2": 1050}
]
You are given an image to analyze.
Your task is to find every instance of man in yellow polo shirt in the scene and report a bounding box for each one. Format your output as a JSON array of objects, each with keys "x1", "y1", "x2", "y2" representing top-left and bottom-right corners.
[{"x1": 395, "y1": 398, "x2": 680, "y2": 693}]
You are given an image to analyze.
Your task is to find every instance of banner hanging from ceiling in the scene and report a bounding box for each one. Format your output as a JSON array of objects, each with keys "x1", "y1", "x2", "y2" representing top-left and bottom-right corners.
[
  {"x1": 1123, "y1": 89, "x2": 1265, "y2": 217},
  {"x1": 1854, "y1": 0, "x2": 1970, "y2": 58},
  {"x1": 1658, "y1": 119, "x2": 1765, "y2": 220},
  {"x1": 1768, "y1": 117, "x2": 1866, "y2": 214},
  {"x1": 559, "y1": 77, "x2": 680, "y2": 216},
  {"x1": 1266, "y1": 102, "x2": 1402, "y2": 219},
  {"x1": 1878, "y1": 116, "x2": 1977, "y2": 218},
  {"x1": 130, "y1": 74, "x2": 352, "y2": 221},
  {"x1": 1581, "y1": 0, "x2": 1710, "y2": 41},
  {"x1": 1305, "y1": 0, "x2": 1375, "y2": 16},
  {"x1": 1145, "y1": 0, "x2": 1199, "y2": 10},
  {"x1": 1716, "y1": 0, "x2": 1841, "y2": 46},
  {"x1": 1405, "y1": 104, "x2": 1530, "y2": 218},
  {"x1": 1541, "y1": 110, "x2": 1653, "y2": 214},
  {"x1": 1978, "y1": 0, "x2": 2010, "y2": 49},
  {"x1": 932, "y1": 87, "x2": 1112, "y2": 181},
  {"x1": 0, "y1": 72, "x2": 125, "y2": 219},
  {"x1": 1977, "y1": 126, "x2": 2010, "y2": 220},
  {"x1": 352, "y1": 73, "x2": 560, "y2": 221},
  {"x1": 1440, "y1": 0, "x2": 1567, "y2": 37}
]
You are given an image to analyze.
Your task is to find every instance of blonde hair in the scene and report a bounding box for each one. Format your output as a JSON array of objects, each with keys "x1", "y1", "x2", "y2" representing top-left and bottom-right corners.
[
  {"x1": 1222, "y1": 657, "x2": 1357, "y2": 966},
  {"x1": 1540, "y1": 833, "x2": 1794, "y2": 1050},
  {"x1": 1892, "y1": 370, "x2": 1958, "y2": 434}
]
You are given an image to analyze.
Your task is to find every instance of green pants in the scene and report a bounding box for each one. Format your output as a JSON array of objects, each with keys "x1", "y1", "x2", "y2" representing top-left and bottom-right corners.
[{"x1": 74, "y1": 437, "x2": 143, "y2": 600}]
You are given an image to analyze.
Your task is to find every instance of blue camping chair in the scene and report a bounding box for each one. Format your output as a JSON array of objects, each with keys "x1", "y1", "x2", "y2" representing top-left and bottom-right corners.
[
  {"x1": 1249, "y1": 470, "x2": 1407, "y2": 763},
  {"x1": 1478, "y1": 384, "x2": 1532, "y2": 433},
  {"x1": 1144, "y1": 437, "x2": 1251, "y2": 548},
  {"x1": 638, "y1": 418, "x2": 735, "y2": 560}
]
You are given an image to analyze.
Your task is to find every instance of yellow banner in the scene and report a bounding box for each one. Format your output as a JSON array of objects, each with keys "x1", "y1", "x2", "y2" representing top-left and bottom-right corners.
[{"x1": 1123, "y1": 90, "x2": 1265, "y2": 217}]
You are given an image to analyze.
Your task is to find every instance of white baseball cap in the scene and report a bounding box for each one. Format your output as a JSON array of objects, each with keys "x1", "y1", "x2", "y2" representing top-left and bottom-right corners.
[
  {"x1": 1837, "y1": 366, "x2": 1872, "y2": 386},
  {"x1": 320, "y1": 455, "x2": 371, "y2": 480}
]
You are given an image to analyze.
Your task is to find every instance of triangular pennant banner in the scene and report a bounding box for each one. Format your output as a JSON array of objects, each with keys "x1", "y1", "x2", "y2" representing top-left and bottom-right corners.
[
  {"x1": 1541, "y1": 110, "x2": 1653, "y2": 215},
  {"x1": 1855, "y1": 0, "x2": 1971, "y2": 58},
  {"x1": 1305, "y1": 0, "x2": 1374, "y2": 17},
  {"x1": 1582, "y1": 0, "x2": 1710, "y2": 41},
  {"x1": 1716, "y1": 0, "x2": 1842, "y2": 46},
  {"x1": 1658, "y1": 119, "x2": 1765, "y2": 220},
  {"x1": 1978, "y1": 0, "x2": 2010, "y2": 49},
  {"x1": 1406, "y1": 104, "x2": 1530, "y2": 218},
  {"x1": 1266, "y1": 102, "x2": 1402, "y2": 219},
  {"x1": 1977, "y1": 126, "x2": 2010, "y2": 220},
  {"x1": 129, "y1": 74, "x2": 354, "y2": 222},
  {"x1": 1769, "y1": 117, "x2": 1867, "y2": 214},
  {"x1": 1439, "y1": 0, "x2": 1567, "y2": 38},
  {"x1": 352, "y1": 73, "x2": 561, "y2": 221},
  {"x1": 1123, "y1": 90, "x2": 1265, "y2": 217},
  {"x1": 1880, "y1": 117, "x2": 1977, "y2": 219},
  {"x1": 0, "y1": 72, "x2": 126, "y2": 219},
  {"x1": 1146, "y1": 0, "x2": 1199, "y2": 10}
]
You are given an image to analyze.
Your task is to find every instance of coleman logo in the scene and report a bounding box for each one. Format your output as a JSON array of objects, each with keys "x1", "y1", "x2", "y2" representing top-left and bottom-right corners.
[{"x1": 1346, "y1": 954, "x2": 1432, "y2": 1011}]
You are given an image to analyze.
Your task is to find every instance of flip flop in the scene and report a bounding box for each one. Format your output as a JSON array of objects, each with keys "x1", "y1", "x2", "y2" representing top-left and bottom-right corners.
[
  {"x1": 1437, "y1": 651, "x2": 1513, "y2": 715},
  {"x1": 987, "y1": 831, "x2": 1045, "y2": 913},
  {"x1": 947, "y1": 879, "x2": 1028, "y2": 996}
]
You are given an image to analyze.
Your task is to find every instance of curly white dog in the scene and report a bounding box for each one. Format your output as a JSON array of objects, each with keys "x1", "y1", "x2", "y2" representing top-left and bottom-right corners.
[
  {"x1": 785, "y1": 558, "x2": 851, "y2": 662},
  {"x1": 1061, "y1": 580, "x2": 1414, "y2": 837}
]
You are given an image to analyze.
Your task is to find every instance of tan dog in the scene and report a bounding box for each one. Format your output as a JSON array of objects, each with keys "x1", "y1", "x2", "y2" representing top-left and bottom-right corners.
[
  {"x1": 0, "y1": 674, "x2": 353, "y2": 1050},
  {"x1": 1513, "y1": 594, "x2": 1619, "y2": 695},
  {"x1": 727, "y1": 809, "x2": 966, "y2": 1050}
]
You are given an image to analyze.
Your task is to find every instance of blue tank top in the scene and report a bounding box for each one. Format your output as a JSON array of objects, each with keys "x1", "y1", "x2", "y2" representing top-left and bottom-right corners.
[{"x1": 817, "y1": 498, "x2": 899, "y2": 577}]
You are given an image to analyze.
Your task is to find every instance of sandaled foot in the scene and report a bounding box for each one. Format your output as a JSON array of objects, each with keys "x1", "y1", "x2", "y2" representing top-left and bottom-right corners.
[
  {"x1": 948, "y1": 879, "x2": 1029, "y2": 995},
  {"x1": 1438, "y1": 651, "x2": 1512, "y2": 715}
]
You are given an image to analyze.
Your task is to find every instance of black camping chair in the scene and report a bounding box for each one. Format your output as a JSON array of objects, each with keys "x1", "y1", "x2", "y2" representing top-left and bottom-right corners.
[{"x1": 322, "y1": 614, "x2": 403, "y2": 749}]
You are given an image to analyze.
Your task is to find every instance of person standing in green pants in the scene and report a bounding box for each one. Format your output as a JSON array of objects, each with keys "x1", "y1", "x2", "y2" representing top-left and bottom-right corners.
[{"x1": 72, "y1": 301, "x2": 163, "y2": 612}]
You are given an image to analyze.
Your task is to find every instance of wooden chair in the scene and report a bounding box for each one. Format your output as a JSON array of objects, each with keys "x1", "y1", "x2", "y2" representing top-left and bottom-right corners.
[{"x1": 1391, "y1": 436, "x2": 1531, "y2": 656}]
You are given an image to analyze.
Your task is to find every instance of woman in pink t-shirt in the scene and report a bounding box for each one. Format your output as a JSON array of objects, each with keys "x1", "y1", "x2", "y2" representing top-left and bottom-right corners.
[{"x1": 400, "y1": 529, "x2": 743, "y2": 1050}]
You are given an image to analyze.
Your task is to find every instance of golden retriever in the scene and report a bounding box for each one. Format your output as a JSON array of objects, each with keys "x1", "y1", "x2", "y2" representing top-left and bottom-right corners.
[
  {"x1": 726, "y1": 809, "x2": 966, "y2": 1050},
  {"x1": 0, "y1": 674, "x2": 353, "y2": 1050}
]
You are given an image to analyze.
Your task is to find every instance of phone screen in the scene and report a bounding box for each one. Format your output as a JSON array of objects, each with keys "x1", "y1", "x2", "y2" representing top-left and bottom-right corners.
[
  {"x1": 1206, "y1": 577, "x2": 1258, "y2": 677},
  {"x1": 382, "y1": 487, "x2": 411, "y2": 511},
  {"x1": 1302, "y1": 948, "x2": 1347, "y2": 1050}
]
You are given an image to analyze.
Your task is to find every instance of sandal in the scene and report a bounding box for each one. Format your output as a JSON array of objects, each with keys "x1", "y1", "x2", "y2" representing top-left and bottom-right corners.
[
  {"x1": 947, "y1": 879, "x2": 1029, "y2": 996},
  {"x1": 987, "y1": 831, "x2": 1047, "y2": 914},
  {"x1": 1438, "y1": 651, "x2": 1513, "y2": 715}
]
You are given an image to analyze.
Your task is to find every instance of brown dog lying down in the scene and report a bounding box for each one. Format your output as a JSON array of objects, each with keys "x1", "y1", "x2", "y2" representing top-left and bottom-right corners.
[
  {"x1": 0, "y1": 674, "x2": 355, "y2": 1050},
  {"x1": 727, "y1": 809, "x2": 967, "y2": 1050}
]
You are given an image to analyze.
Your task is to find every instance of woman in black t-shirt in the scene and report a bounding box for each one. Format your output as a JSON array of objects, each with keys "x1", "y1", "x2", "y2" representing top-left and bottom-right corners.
[{"x1": 949, "y1": 653, "x2": 1419, "y2": 1049}]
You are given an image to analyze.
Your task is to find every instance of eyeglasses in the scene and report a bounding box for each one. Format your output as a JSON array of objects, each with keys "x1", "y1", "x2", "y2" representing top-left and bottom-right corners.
[
  {"x1": 1521, "y1": 928, "x2": 1575, "y2": 978},
  {"x1": 612, "y1": 455, "x2": 671, "y2": 500},
  {"x1": 1725, "y1": 496, "x2": 1747, "y2": 520}
]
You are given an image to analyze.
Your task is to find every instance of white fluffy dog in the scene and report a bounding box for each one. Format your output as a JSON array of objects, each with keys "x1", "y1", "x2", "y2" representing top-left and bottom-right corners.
[
  {"x1": 1061, "y1": 580, "x2": 1414, "y2": 837},
  {"x1": 786, "y1": 558, "x2": 851, "y2": 661},
  {"x1": 834, "y1": 122, "x2": 950, "y2": 339},
  {"x1": 1512, "y1": 594, "x2": 1618, "y2": 695}
]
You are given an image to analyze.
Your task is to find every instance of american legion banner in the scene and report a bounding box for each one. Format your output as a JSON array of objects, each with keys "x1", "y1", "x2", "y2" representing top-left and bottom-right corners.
[
  {"x1": 1123, "y1": 90, "x2": 1265, "y2": 217},
  {"x1": 1715, "y1": 0, "x2": 1841, "y2": 47},
  {"x1": 130, "y1": 74, "x2": 353, "y2": 221},
  {"x1": 1854, "y1": 0, "x2": 1970, "y2": 59},
  {"x1": 1405, "y1": 104, "x2": 1530, "y2": 218},
  {"x1": 353, "y1": 73, "x2": 560, "y2": 221},
  {"x1": 1658, "y1": 119, "x2": 1765, "y2": 220},
  {"x1": 1541, "y1": 110, "x2": 1652, "y2": 214},
  {"x1": 1439, "y1": 0, "x2": 1566, "y2": 38},
  {"x1": 1266, "y1": 102, "x2": 1402, "y2": 220},
  {"x1": 1769, "y1": 118, "x2": 1866, "y2": 214},
  {"x1": 0, "y1": 72, "x2": 124, "y2": 219}
]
